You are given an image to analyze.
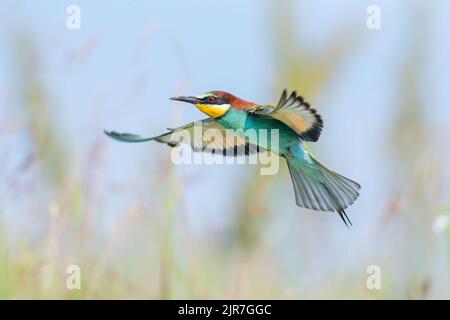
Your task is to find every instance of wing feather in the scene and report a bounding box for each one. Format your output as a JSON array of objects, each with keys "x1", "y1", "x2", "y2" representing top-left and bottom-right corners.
[
  {"x1": 250, "y1": 89, "x2": 324, "y2": 142},
  {"x1": 105, "y1": 118, "x2": 265, "y2": 156}
]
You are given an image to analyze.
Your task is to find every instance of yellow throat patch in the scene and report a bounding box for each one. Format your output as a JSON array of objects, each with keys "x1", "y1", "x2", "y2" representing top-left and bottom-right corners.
[{"x1": 195, "y1": 104, "x2": 229, "y2": 118}]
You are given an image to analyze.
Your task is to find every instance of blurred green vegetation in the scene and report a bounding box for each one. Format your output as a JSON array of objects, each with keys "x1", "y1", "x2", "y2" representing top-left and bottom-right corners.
[{"x1": 0, "y1": 1, "x2": 448, "y2": 299}]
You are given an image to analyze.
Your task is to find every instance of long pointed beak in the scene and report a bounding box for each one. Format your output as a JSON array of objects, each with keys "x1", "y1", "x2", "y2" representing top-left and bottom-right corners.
[{"x1": 169, "y1": 96, "x2": 200, "y2": 104}]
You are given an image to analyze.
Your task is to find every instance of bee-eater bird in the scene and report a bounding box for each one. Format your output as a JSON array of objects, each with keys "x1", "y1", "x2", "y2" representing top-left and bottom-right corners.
[{"x1": 105, "y1": 90, "x2": 360, "y2": 226}]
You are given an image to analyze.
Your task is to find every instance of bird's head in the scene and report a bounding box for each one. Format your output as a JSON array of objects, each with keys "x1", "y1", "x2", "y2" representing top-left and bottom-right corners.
[{"x1": 170, "y1": 91, "x2": 255, "y2": 118}]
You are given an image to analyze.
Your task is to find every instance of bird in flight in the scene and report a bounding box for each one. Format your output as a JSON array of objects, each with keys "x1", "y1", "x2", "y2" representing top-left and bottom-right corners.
[{"x1": 105, "y1": 90, "x2": 360, "y2": 226}]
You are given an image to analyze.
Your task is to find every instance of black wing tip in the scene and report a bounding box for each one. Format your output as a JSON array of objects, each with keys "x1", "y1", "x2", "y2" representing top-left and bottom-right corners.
[
  {"x1": 104, "y1": 130, "x2": 125, "y2": 142},
  {"x1": 104, "y1": 130, "x2": 145, "y2": 142},
  {"x1": 301, "y1": 102, "x2": 324, "y2": 142},
  {"x1": 278, "y1": 89, "x2": 288, "y2": 106},
  {"x1": 301, "y1": 124, "x2": 323, "y2": 142},
  {"x1": 289, "y1": 90, "x2": 297, "y2": 101},
  {"x1": 104, "y1": 130, "x2": 118, "y2": 138},
  {"x1": 304, "y1": 103, "x2": 324, "y2": 124},
  {"x1": 277, "y1": 90, "x2": 324, "y2": 142},
  {"x1": 104, "y1": 130, "x2": 128, "y2": 137}
]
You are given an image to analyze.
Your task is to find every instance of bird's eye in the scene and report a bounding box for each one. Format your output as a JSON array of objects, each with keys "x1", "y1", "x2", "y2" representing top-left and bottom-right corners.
[{"x1": 205, "y1": 96, "x2": 216, "y2": 103}]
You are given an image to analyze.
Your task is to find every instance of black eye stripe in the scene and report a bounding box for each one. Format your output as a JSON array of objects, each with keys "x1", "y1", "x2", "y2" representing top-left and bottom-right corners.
[{"x1": 202, "y1": 96, "x2": 228, "y2": 105}]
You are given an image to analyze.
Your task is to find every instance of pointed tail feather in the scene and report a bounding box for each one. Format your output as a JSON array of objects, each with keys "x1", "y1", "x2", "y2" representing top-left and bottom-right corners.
[{"x1": 286, "y1": 156, "x2": 360, "y2": 227}]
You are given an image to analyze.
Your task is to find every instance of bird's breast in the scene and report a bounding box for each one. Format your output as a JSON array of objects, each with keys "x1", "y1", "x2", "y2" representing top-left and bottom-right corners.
[{"x1": 217, "y1": 108, "x2": 247, "y2": 129}]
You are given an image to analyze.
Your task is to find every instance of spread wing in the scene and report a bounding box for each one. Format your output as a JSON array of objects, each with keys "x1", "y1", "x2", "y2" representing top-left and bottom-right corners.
[
  {"x1": 249, "y1": 89, "x2": 323, "y2": 142},
  {"x1": 105, "y1": 118, "x2": 265, "y2": 156}
]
